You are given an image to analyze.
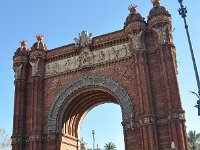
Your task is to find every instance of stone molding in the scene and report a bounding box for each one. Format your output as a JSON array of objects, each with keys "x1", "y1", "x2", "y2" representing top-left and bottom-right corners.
[
  {"x1": 11, "y1": 109, "x2": 185, "y2": 144},
  {"x1": 11, "y1": 134, "x2": 59, "y2": 144},
  {"x1": 47, "y1": 75, "x2": 135, "y2": 134},
  {"x1": 138, "y1": 111, "x2": 185, "y2": 126}
]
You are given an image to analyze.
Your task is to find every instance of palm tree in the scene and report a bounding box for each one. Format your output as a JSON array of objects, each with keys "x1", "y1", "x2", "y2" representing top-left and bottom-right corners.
[
  {"x1": 188, "y1": 130, "x2": 200, "y2": 150},
  {"x1": 104, "y1": 142, "x2": 116, "y2": 150}
]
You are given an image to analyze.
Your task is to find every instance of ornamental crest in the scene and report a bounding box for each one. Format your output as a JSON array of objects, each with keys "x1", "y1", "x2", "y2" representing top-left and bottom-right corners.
[{"x1": 74, "y1": 31, "x2": 93, "y2": 48}]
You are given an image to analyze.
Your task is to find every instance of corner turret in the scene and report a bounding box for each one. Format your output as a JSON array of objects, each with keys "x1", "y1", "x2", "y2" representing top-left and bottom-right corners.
[
  {"x1": 124, "y1": 5, "x2": 146, "y2": 50},
  {"x1": 13, "y1": 40, "x2": 29, "y2": 80},
  {"x1": 147, "y1": 0, "x2": 173, "y2": 45}
]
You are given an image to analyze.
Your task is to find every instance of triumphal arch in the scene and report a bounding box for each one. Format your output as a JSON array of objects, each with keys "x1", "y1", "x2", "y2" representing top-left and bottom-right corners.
[{"x1": 12, "y1": 1, "x2": 189, "y2": 150}]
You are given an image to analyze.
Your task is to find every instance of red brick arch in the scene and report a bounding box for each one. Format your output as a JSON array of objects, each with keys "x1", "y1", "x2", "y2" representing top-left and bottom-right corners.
[
  {"x1": 12, "y1": 3, "x2": 189, "y2": 149},
  {"x1": 45, "y1": 75, "x2": 136, "y2": 149},
  {"x1": 48, "y1": 75, "x2": 135, "y2": 134}
]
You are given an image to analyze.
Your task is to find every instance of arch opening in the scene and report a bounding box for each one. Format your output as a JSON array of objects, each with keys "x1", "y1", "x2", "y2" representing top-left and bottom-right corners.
[
  {"x1": 60, "y1": 89, "x2": 122, "y2": 150},
  {"x1": 80, "y1": 103, "x2": 124, "y2": 150},
  {"x1": 61, "y1": 88, "x2": 118, "y2": 137},
  {"x1": 47, "y1": 75, "x2": 135, "y2": 150}
]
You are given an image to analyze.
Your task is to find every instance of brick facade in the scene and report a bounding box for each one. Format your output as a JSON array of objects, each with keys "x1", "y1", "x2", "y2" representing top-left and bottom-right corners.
[{"x1": 12, "y1": 2, "x2": 188, "y2": 150}]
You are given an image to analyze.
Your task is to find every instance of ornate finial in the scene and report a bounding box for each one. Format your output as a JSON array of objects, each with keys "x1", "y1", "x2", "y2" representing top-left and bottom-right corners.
[
  {"x1": 36, "y1": 34, "x2": 44, "y2": 42},
  {"x1": 151, "y1": 0, "x2": 161, "y2": 7},
  {"x1": 20, "y1": 40, "x2": 28, "y2": 46},
  {"x1": 20, "y1": 40, "x2": 28, "y2": 48},
  {"x1": 31, "y1": 34, "x2": 48, "y2": 51},
  {"x1": 14, "y1": 40, "x2": 29, "y2": 56},
  {"x1": 74, "y1": 31, "x2": 93, "y2": 48},
  {"x1": 128, "y1": 4, "x2": 138, "y2": 13}
]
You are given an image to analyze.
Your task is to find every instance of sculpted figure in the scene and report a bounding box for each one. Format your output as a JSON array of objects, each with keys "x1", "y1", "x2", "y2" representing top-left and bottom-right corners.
[
  {"x1": 152, "y1": 25, "x2": 168, "y2": 44},
  {"x1": 52, "y1": 63, "x2": 59, "y2": 75},
  {"x1": 83, "y1": 52, "x2": 91, "y2": 66},
  {"x1": 121, "y1": 45, "x2": 129, "y2": 56},
  {"x1": 98, "y1": 51, "x2": 106, "y2": 62},
  {"x1": 128, "y1": 31, "x2": 143, "y2": 49},
  {"x1": 111, "y1": 47, "x2": 119, "y2": 59},
  {"x1": 30, "y1": 59, "x2": 40, "y2": 76},
  {"x1": 13, "y1": 64, "x2": 22, "y2": 79}
]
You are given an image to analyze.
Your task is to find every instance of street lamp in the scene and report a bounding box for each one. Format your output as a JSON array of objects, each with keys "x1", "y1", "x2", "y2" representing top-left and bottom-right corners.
[
  {"x1": 92, "y1": 130, "x2": 95, "y2": 150},
  {"x1": 177, "y1": 0, "x2": 200, "y2": 116}
]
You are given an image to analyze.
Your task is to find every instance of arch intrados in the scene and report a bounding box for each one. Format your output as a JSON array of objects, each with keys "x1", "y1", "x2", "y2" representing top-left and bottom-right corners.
[
  {"x1": 63, "y1": 89, "x2": 116, "y2": 116},
  {"x1": 60, "y1": 88, "x2": 120, "y2": 137},
  {"x1": 62, "y1": 88, "x2": 117, "y2": 117},
  {"x1": 59, "y1": 87, "x2": 118, "y2": 121}
]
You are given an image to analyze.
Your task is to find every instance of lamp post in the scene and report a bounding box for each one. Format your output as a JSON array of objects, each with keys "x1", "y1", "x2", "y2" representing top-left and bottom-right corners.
[
  {"x1": 92, "y1": 130, "x2": 95, "y2": 150},
  {"x1": 178, "y1": 0, "x2": 200, "y2": 116}
]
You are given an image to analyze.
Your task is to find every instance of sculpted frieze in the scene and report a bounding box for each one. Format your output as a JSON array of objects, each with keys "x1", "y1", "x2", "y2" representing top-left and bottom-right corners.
[{"x1": 45, "y1": 43, "x2": 131, "y2": 77}]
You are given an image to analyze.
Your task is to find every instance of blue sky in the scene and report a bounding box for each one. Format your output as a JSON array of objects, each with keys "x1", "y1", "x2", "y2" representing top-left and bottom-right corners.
[{"x1": 0, "y1": 0, "x2": 200, "y2": 149}]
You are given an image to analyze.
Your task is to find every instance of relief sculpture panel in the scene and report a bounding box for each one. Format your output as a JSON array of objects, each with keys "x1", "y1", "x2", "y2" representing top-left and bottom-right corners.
[{"x1": 45, "y1": 43, "x2": 131, "y2": 77}]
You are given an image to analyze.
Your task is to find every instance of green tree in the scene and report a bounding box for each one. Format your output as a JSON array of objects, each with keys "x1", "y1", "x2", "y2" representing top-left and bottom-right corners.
[
  {"x1": 188, "y1": 130, "x2": 200, "y2": 150},
  {"x1": 104, "y1": 142, "x2": 116, "y2": 150},
  {"x1": 0, "y1": 128, "x2": 11, "y2": 149}
]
